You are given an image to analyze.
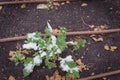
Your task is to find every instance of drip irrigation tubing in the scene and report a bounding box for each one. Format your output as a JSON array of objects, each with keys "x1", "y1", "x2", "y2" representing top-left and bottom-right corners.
[{"x1": 0, "y1": 28, "x2": 120, "y2": 43}]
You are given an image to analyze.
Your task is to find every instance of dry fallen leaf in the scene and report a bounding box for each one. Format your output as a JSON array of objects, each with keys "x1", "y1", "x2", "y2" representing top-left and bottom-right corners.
[
  {"x1": 94, "y1": 25, "x2": 106, "y2": 31},
  {"x1": 8, "y1": 75, "x2": 15, "y2": 80},
  {"x1": 66, "y1": 1, "x2": 70, "y2": 4},
  {"x1": 37, "y1": 4, "x2": 48, "y2": 9},
  {"x1": 104, "y1": 44, "x2": 110, "y2": 50},
  {"x1": 61, "y1": 2, "x2": 65, "y2": 5},
  {"x1": 89, "y1": 25, "x2": 95, "y2": 29},
  {"x1": 81, "y1": 3, "x2": 88, "y2": 7},
  {"x1": 21, "y1": 50, "x2": 30, "y2": 54},
  {"x1": 53, "y1": 29, "x2": 60, "y2": 34},
  {"x1": 9, "y1": 51, "x2": 15, "y2": 58},
  {"x1": 0, "y1": 6, "x2": 2, "y2": 10},
  {"x1": 21, "y1": 4, "x2": 26, "y2": 8},
  {"x1": 104, "y1": 44, "x2": 117, "y2": 52},
  {"x1": 91, "y1": 72, "x2": 95, "y2": 76},
  {"x1": 53, "y1": 2, "x2": 60, "y2": 6},
  {"x1": 46, "y1": 70, "x2": 62, "y2": 80},
  {"x1": 92, "y1": 37, "x2": 103, "y2": 42},
  {"x1": 110, "y1": 46, "x2": 117, "y2": 52},
  {"x1": 76, "y1": 59, "x2": 87, "y2": 72},
  {"x1": 73, "y1": 41, "x2": 78, "y2": 46}
]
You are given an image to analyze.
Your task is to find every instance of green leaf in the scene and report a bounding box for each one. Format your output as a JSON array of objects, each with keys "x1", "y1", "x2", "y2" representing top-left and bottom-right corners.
[
  {"x1": 56, "y1": 27, "x2": 67, "y2": 51},
  {"x1": 73, "y1": 40, "x2": 87, "y2": 50},
  {"x1": 72, "y1": 70, "x2": 80, "y2": 78},
  {"x1": 24, "y1": 57, "x2": 33, "y2": 64},
  {"x1": 65, "y1": 61, "x2": 77, "y2": 68},
  {"x1": 45, "y1": 27, "x2": 52, "y2": 35},
  {"x1": 45, "y1": 58, "x2": 56, "y2": 69},
  {"x1": 23, "y1": 68, "x2": 32, "y2": 77}
]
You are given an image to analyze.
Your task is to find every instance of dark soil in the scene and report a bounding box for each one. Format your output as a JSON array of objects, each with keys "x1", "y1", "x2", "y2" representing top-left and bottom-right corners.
[{"x1": 0, "y1": 0, "x2": 120, "y2": 80}]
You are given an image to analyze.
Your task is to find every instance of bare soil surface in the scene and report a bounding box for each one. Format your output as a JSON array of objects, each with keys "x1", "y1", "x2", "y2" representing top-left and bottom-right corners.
[{"x1": 0, "y1": 0, "x2": 120, "y2": 80}]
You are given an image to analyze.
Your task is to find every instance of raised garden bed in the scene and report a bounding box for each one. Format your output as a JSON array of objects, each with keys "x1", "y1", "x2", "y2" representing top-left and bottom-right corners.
[{"x1": 0, "y1": 0, "x2": 120, "y2": 80}]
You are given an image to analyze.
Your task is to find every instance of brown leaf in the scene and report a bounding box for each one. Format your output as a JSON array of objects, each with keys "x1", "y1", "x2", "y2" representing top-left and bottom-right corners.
[
  {"x1": 104, "y1": 44, "x2": 110, "y2": 50},
  {"x1": 66, "y1": 1, "x2": 70, "y2": 4},
  {"x1": 0, "y1": 6, "x2": 2, "y2": 10},
  {"x1": 92, "y1": 37, "x2": 103, "y2": 42},
  {"x1": 53, "y1": 2, "x2": 60, "y2": 6},
  {"x1": 9, "y1": 51, "x2": 15, "y2": 58},
  {"x1": 46, "y1": 75, "x2": 50, "y2": 80},
  {"x1": 21, "y1": 4, "x2": 26, "y2": 8},
  {"x1": 110, "y1": 46, "x2": 117, "y2": 52},
  {"x1": 104, "y1": 44, "x2": 117, "y2": 52},
  {"x1": 53, "y1": 29, "x2": 60, "y2": 34},
  {"x1": 89, "y1": 25, "x2": 95, "y2": 29},
  {"x1": 37, "y1": 4, "x2": 48, "y2": 9},
  {"x1": 81, "y1": 3, "x2": 88, "y2": 7},
  {"x1": 61, "y1": 2, "x2": 65, "y2": 5},
  {"x1": 8, "y1": 75, "x2": 15, "y2": 80},
  {"x1": 94, "y1": 25, "x2": 106, "y2": 31},
  {"x1": 21, "y1": 50, "x2": 30, "y2": 54},
  {"x1": 91, "y1": 72, "x2": 95, "y2": 76},
  {"x1": 76, "y1": 59, "x2": 87, "y2": 72}
]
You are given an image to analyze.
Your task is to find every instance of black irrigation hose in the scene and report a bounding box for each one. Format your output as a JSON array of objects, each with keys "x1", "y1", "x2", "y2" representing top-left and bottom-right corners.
[{"x1": 0, "y1": 29, "x2": 120, "y2": 43}]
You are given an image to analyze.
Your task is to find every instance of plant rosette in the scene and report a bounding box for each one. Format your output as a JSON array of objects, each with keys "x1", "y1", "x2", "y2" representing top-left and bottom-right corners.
[{"x1": 9, "y1": 22, "x2": 87, "y2": 78}]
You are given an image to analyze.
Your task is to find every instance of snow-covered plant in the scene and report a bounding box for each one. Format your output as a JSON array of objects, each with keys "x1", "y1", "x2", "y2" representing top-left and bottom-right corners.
[{"x1": 9, "y1": 22, "x2": 86, "y2": 78}]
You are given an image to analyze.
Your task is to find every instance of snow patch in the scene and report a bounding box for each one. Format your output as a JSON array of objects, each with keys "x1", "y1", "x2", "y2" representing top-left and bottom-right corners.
[
  {"x1": 24, "y1": 62, "x2": 34, "y2": 72},
  {"x1": 33, "y1": 55, "x2": 42, "y2": 65},
  {"x1": 23, "y1": 42, "x2": 38, "y2": 50}
]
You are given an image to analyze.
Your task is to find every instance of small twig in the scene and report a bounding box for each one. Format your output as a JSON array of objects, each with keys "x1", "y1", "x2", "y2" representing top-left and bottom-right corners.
[
  {"x1": 79, "y1": 70, "x2": 120, "y2": 80},
  {"x1": 0, "y1": 0, "x2": 77, "y2": 5},
  {"x1": 0, "y1": 29, "x2": 120, "y2": 43}
]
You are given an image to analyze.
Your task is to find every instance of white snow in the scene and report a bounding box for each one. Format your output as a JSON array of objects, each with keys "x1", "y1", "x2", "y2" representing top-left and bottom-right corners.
[
  {"x1": 33, "y1": 55, "x2": 42, "y2": 65},
  {"x1": 40, "y1": 51, "x2": 47, "y2": 57},
  {"x1": 51, "y1": 35, "x2": 57, "y2": 45},
  {"x1": 47, "y1": 44, "x2": 53, "y2": 50},
  {"x1": 49, "y1": 52, "x2": 53, "y2": 57},
  {"x1": 66, "y1": 41, "x2": 74, "y2": 45},
  {"x1": 55, "y1": 48, "x2": 61, "y2": 54},
  {"x1": 27, "y1": 32, "x2": 39, "y2": 40},
  {"x1": 24, "y1": 62, "x2": 34, "y2": 72},
  {"x1": 60, "y1": 55, "x2": 73, "y2": 62},
  {"x1": 23, "y1": 42, "x2": 38, "y2": 50},
  {"x1": 59, "y1": 55, "x2": 79, "y2": 73},
  {"x1": 47, "y1": 22, "x2": 52, "y2": 32}
]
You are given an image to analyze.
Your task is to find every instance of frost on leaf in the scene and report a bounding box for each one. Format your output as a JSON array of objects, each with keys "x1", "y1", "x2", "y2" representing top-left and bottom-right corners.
[{"x1": 59, "y1": 55, "x2": 79, "y2": 78}]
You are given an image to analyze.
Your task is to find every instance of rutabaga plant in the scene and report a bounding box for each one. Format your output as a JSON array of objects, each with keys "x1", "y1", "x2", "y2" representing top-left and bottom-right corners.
[{"x1": 9, "y1": 22, "x2": 86, "y2": 78}]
